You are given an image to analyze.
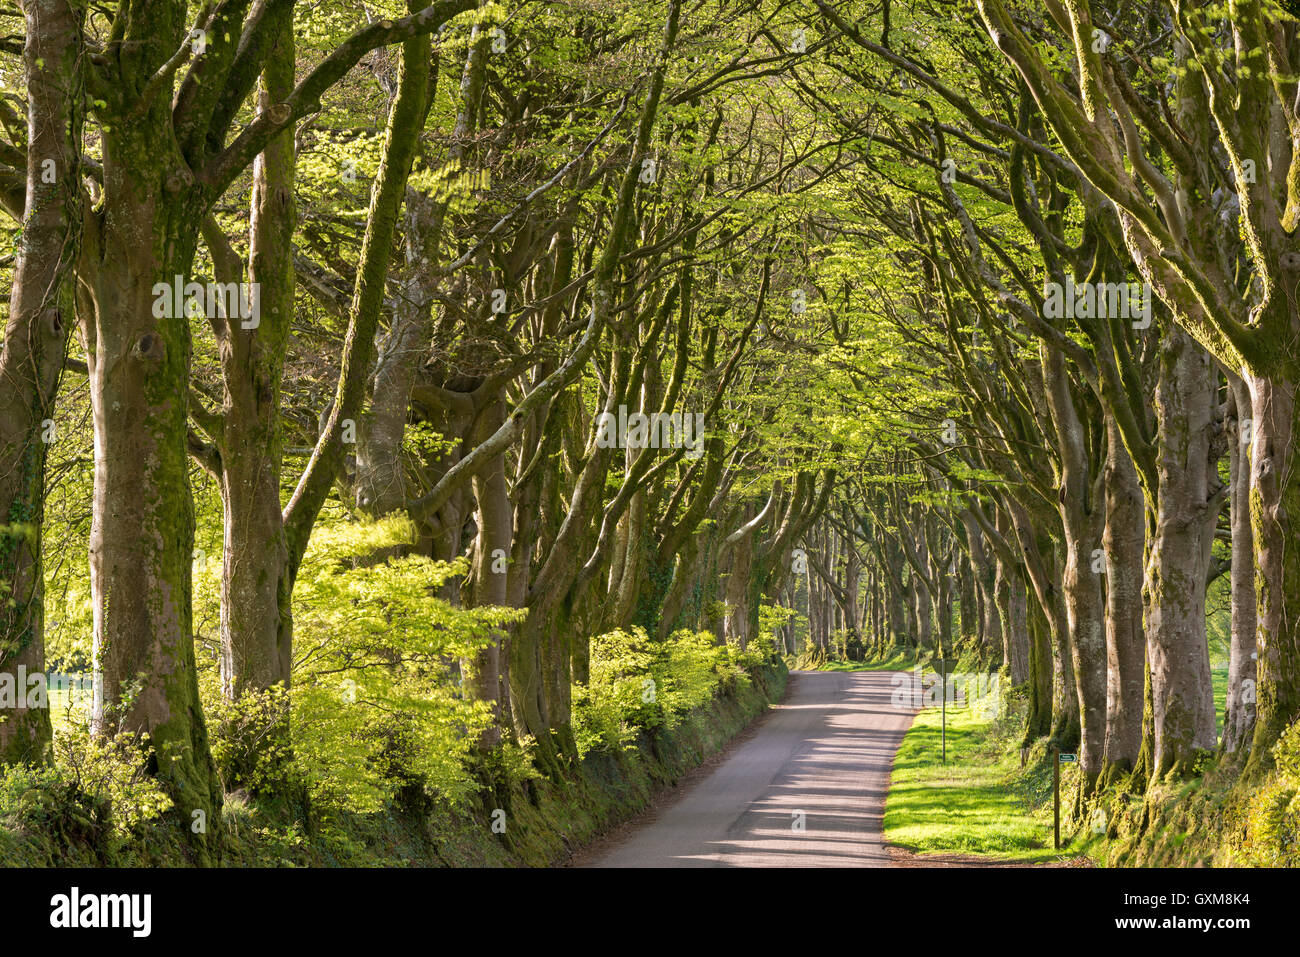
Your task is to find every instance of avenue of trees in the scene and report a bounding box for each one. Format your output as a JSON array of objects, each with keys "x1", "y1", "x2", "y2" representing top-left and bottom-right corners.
[
  {"x1": 0, "y1": 0, "x2": 1297, "y2": 863},
  {"x1": 789, "y1": 0, "x2": 1300, "y2": 797}
]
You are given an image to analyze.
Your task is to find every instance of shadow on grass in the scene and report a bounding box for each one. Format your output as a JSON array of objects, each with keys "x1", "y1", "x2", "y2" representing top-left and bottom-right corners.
[{"x1": 883, "y1": 703, "x2": 1071, "y2": 861}]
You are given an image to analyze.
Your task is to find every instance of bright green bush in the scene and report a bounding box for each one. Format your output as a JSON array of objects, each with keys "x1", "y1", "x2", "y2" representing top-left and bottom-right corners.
[
  {"x1": 0, "y1": 725, "x2": 173, "y2": 861},
  {"x1": 572, "y1": 626, "x2": 750, "y2": 757},
  {"x1": 204, "y1": 514, "x2": 525, "y2": 814}
]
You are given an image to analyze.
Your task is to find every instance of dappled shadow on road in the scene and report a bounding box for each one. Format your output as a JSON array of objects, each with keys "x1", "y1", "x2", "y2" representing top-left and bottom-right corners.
[
  {"x1": 586, "y1": 670, "x2": 1091, "y2": 869},
  {"x1": 647, "y1": 671, "x2": 916, "y2": 867}
]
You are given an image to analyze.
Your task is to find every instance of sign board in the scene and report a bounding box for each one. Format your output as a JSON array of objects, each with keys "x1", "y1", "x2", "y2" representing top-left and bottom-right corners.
[
  {"x1": 930, "y1": 658, "x2": 956, "y2": 676},
  {"x1": 1058, "y1": 753, "x2": 1077, "y2": 764}
]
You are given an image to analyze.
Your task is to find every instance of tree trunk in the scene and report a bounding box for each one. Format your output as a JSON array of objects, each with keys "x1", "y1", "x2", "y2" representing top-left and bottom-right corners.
[
  {"x1": 959, "y1": 558, "x2": 977, "y2": 641},
  {"x1": 1041, "y1": 340, "x2": 1105, "y2": 779},
  {"x1": 912, "y1": 574, "x2": 933, "y2": 650},
  {"x1": 1243, "y1": 366, "x2": 1300, "y2": 773},
  {"x1": 354, "y1": 26, "x2": 488, "y2": 517},
  {"x1": 884, "y1": 540, "x2": 907, "y2": 649},
  {"x1": 1024, "y1": 591, "x2": 1053, "y2": 741},
  {"x1": 845, "y1": 540, "x2": 861, "y2": 650},
  {"x1": 935, "y1": 549, "x2": 953, "y2": 654},
  {"x1": 1046, "y1": 542, "x2": 1080, "y2": 747},
  {"x1": 0, "y1": 0, "x2": 84, "y2": 765},
  {"x1": 996, "y1": 555, "x2": 1029, "y2": 685},
  {"x1": 85, "y1": 162, "x2": 220, "y2": 862},
  {"x1": 354, "y1": 289, "x2": 425, "y2": 516},
  {"x1": 1102, "y1": 418, "x2": 1146, "y2": 773},
  {"x1": 724, "y1": 510, "x2": 756, "y2": 649},
  {"x1": 1145, "y1": 325, "x2": 1220, "y2": 776},
  {"x1": 1222, "y1": 375, "x2": 1257, "y2": 753},
  {"x1": 218, "y1": 21, "x2": 296, "y2": 700},
  {"x1": 1062, "y1": 533, "x2": 1106, "y2": 780},
  {"x1": 465, "y1": 400, "x2": 509, "y2": 748}
]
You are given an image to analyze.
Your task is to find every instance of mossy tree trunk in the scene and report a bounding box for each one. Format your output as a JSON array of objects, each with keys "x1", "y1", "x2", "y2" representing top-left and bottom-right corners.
[
  {"x1": 1222, "y1": 375, "x2": 1257, "y2": 754},
  {"x1": 1101, "y1": 418, "x2": 1146, "y2": 774},
  {"x1": 85, "y1": 104, "x2": 221, "y2": 867},
  {"x1": 207, "y1": 9, "x2": 297, "y2": 703},
  {"x1": 1041, "y1": 341, "x2": 1107, "y2": 782},
  {"x1": 1243, "y1": 365, "x2": 1300, "y2": 774},
  {"x1": 0, "y1": 0, "x2": 85, "y2": 766},
  {"x1": 1144, "y1": 323, "x2": 1221, "y2": 777}
]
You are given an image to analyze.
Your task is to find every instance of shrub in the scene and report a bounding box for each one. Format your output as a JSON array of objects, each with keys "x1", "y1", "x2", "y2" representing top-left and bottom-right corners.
[
  {"x1": 1239, "y1": 721, "x2": 1300, "y2": 866},
  {"x1": 203, "y1": 514, "x2": 523, "y2": 815},
  {"x1": 572, "y1": 627, "x2": 749, "y2": 757},
  {"x1": 0, "y1": 724, "x2": 173, "y2": 863}
]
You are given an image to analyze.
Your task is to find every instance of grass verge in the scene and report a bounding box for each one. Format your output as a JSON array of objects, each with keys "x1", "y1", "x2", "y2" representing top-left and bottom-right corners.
[{"x1": 883, "y1": 698, "x2": 1090, "y2": 863}]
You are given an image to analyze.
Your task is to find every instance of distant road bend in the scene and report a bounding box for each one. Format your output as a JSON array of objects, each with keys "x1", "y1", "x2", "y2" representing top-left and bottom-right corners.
[{"x1": 583, "y1": 670, "x2": 917, "y2": 867}]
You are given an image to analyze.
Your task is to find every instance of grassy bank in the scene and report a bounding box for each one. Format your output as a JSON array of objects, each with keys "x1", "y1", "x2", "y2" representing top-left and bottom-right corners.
[
  {"x1": 802, "y1": 648, "x2": 1077, "y2": 861},
  {"x1": 0, "y1": 660, "x2": 787, "y2": 867},
  {"x1": 883, "y1": 699, "x2": 1083, "y2": 862},
  {"x1": 872, "y1": 658, "x2": 1300, "y2": 868}
]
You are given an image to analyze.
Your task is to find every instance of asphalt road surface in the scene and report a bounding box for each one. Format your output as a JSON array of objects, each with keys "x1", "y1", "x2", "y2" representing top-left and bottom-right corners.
[{"x1": 583, "y1": 669, "x2": 917, "y2": 867}]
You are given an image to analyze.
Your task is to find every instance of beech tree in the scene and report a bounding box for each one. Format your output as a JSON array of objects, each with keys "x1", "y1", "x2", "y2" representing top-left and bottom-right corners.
[{"x1": 1, "y1": 0, "x2": 1297, "y2": 867}]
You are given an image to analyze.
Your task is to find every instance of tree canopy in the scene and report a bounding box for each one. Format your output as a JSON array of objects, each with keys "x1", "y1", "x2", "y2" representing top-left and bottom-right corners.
[{"x1": 0, "y1": 0, "x2": 1298, "y2": 871}]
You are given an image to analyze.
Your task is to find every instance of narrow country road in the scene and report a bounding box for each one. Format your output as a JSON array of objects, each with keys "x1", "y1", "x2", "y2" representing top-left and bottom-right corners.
[{"x1": 583, "y1": 670, "x2": 917, "y2": 867}]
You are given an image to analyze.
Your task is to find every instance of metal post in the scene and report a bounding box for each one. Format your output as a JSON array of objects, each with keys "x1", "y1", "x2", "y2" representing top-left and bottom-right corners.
[{"x1": 941, "y1": 672, "x2": 947, "y2": 764}]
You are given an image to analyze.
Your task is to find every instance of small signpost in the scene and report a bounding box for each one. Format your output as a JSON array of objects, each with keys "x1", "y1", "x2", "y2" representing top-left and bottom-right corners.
[
  {"x1": 931, "y1": 658, "x2": 956, "y2": 764},
  {"x1": 1053, "y1": 751, "x2": 1077, "y2": 850}
]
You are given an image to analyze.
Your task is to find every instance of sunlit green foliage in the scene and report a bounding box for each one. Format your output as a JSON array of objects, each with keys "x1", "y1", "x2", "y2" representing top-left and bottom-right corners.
[
  {"x1": 1240, "y1": 722, "x2": 1300, "y2": 866},
  {"x1": 213, "y1": 516, "x2": 521, "y2": 812},
  {"x1": 572, "y1": 626, "x2": 754, "y2": 756}
]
